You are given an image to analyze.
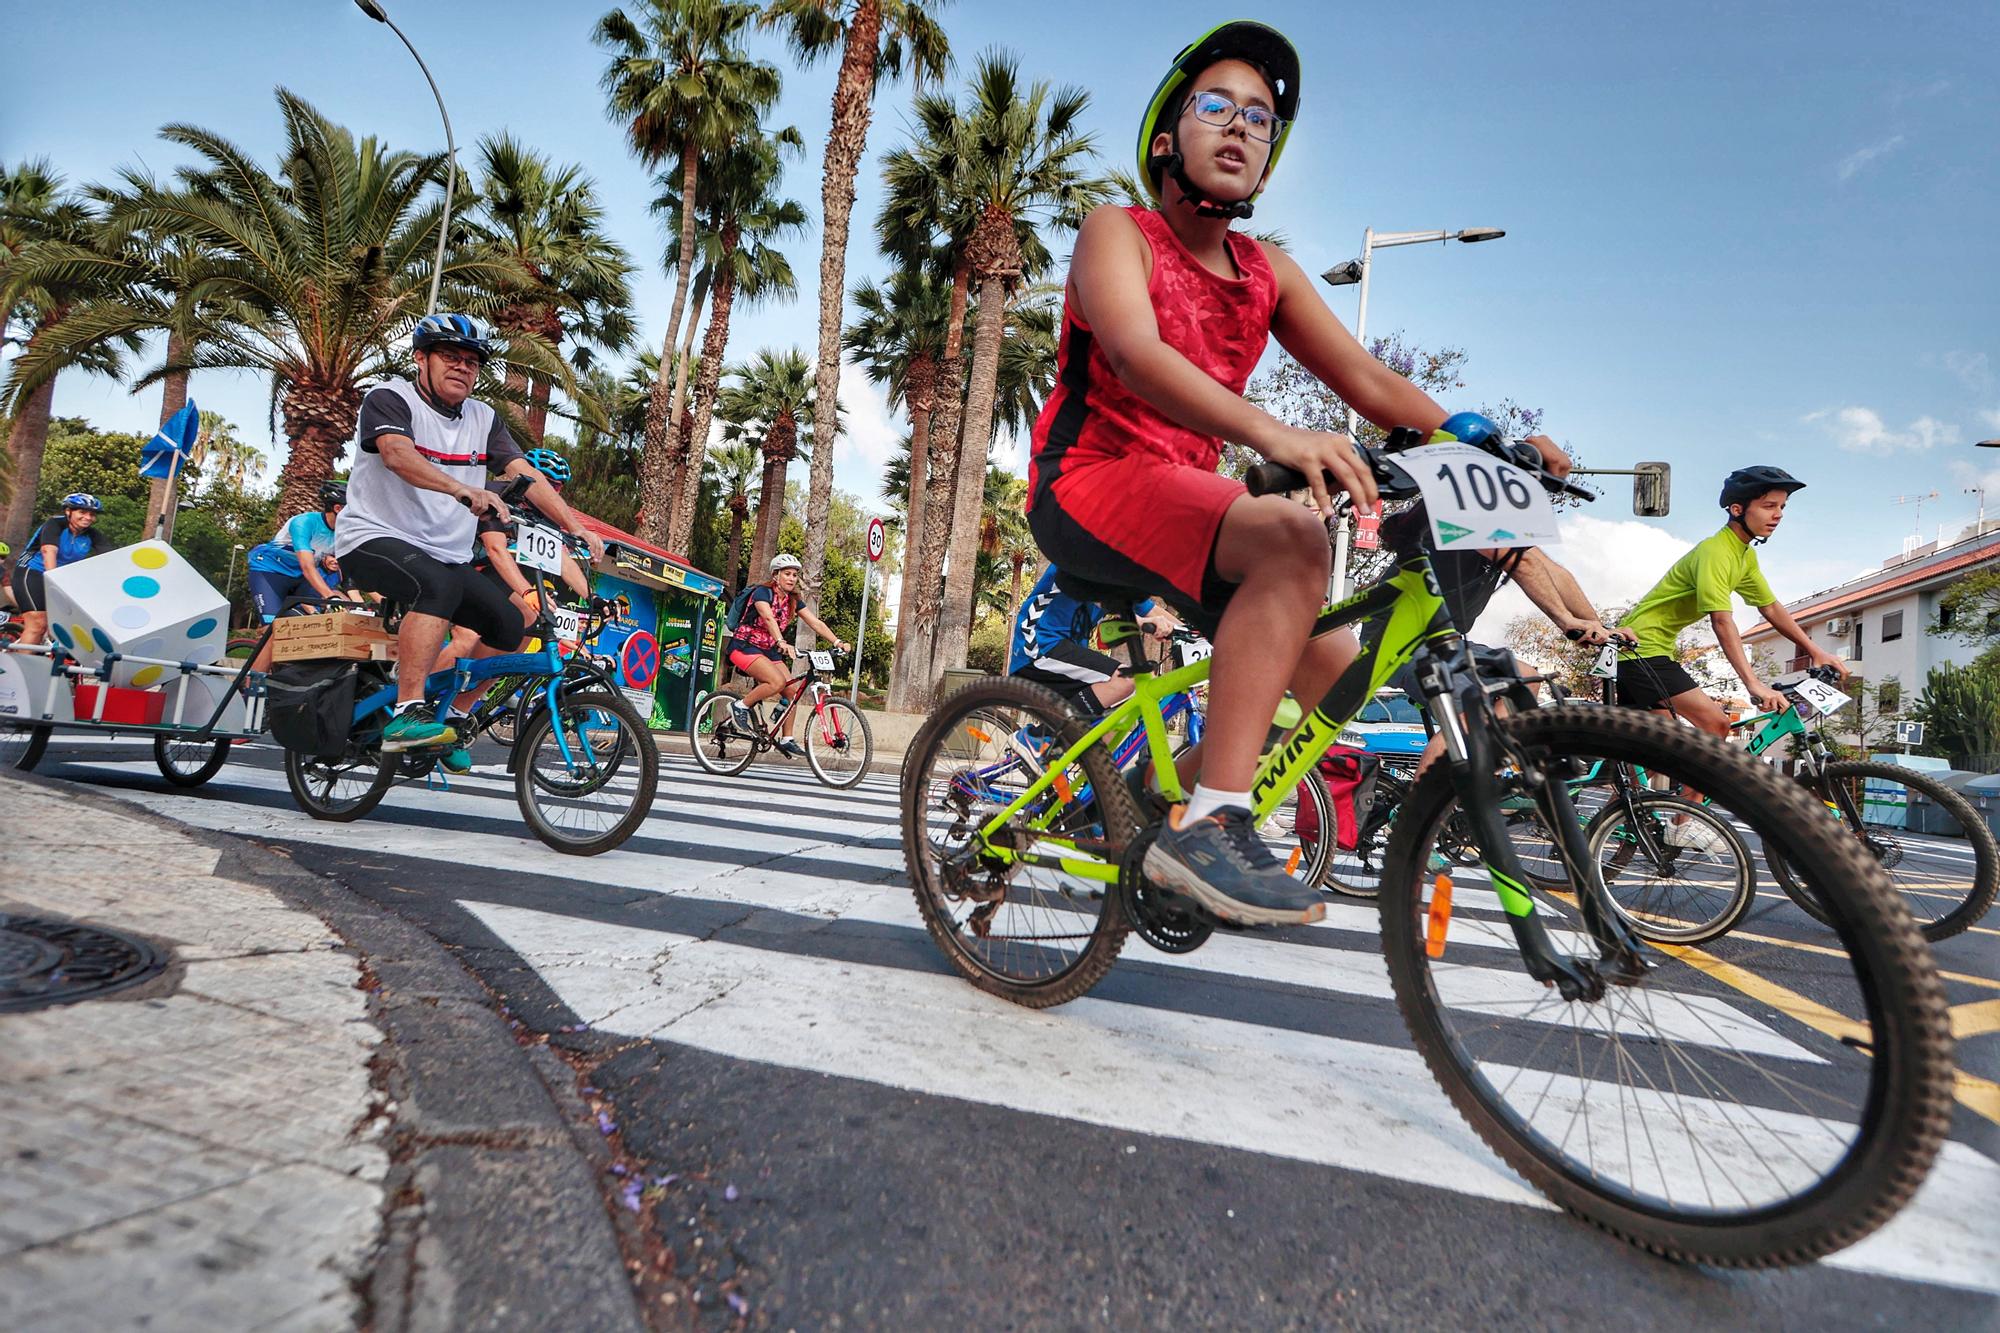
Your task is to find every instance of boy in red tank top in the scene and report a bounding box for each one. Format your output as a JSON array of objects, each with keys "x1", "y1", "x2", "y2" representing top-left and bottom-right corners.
[{"x1": 1027, "y1": 21, "x2": 1572, "y2": 927}]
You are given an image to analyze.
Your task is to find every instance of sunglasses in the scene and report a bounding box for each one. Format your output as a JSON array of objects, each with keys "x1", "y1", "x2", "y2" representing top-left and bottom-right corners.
[{"x1": 1185, "y1": 90, "x2": 1284, "y2": 144}]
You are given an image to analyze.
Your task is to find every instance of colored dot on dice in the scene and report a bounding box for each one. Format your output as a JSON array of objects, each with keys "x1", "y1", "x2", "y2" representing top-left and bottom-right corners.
[
  {"x1": 112, "y1": 605, "x2": 152, "y2": 630},
  {"x1": 187, "y1": 618, "x2": 218, "y2": 639},
  {"x1": 91, "y1": 629, "x2": 115, "y2": 654},
  {"x1": 122, "y1": 576, "x2": 161, "y2": 598},
  {"x1": 50, "y1": 623, "x2": 74, "y2": 648},
  {"x1": 130, "y1": 547, "x2": 169, "y2": 570},
  {"x1": 130, "y1": 665, "x2": 164, "y2": 688}
]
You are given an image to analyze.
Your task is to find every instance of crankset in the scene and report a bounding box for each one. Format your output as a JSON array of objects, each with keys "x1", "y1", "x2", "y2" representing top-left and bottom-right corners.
[{"x1": 1119, "y1": 826, "x2": 1215, "y2": 954}]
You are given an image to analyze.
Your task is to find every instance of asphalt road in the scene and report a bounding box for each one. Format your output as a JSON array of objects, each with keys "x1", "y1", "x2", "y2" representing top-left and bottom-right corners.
[{"x1": 21, "y1": 730, "x2": 2000, "y2": 1329}]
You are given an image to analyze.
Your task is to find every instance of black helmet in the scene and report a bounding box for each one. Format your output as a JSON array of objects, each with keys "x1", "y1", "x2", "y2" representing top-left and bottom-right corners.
[
  {"x1": 1719, "y1": 466, "x2": 1805, "y2": 514},
  {"x1": 318, "y1": 479, "x2": 348, "y2": 511}
]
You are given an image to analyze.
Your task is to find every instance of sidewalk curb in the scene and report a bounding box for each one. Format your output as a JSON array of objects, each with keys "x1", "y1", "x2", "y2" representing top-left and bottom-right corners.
[{"x1": 14, "y1": 773, "x2": 646, "y2": 1333}]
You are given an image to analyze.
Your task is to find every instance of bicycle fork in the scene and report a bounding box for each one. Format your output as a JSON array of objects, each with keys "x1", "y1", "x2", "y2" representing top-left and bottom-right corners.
[{"x1": 1417, "y1": 657, "x2": 1613, "y2": 1002}]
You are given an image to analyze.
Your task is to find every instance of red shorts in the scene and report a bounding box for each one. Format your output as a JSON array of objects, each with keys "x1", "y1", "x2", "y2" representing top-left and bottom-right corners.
[{"x1": 1028, "y1": 451, "x2": 1244, "y2": 631}]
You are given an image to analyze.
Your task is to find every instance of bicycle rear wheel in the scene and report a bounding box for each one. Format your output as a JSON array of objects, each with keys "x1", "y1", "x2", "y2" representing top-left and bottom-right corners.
[
  {"x1": 805, "y1": 696, "x2": 873, "y2": 788},
  {"x1": 901, "y1": 676, "x2": 1137, "y2": 1008},
  {"x1": 1379, "y1": 706, "x2": 1951, "y2": 1266},
  {"x1": 516, "y1": 689, "x2": 658, "y2": 855},
  {"x1": 285, "y1": 745, "x2": 393, "y2": 821},
  {"x1": 1772, "y1": 761, "x2": 2000, "y2": 942},
  {"x1": 1585, "y1": 792, "x2": 1755, "y2": 945},
  {"x1": 688, "y1": 690, "x2": 757, "y2": 777}
]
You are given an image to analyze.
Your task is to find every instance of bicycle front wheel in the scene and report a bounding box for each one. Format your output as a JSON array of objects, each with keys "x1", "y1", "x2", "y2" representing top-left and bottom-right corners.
[
  {"x1": 1773, "y1": 761, "x2": 2000, "y2": 942},
  {"x1": 901, "y1": 676, "x2": 1136, "y2": 1008},
  {"x1": 1379, "y1": 706, "x2": 1951, "y2": 1267},
  {"x1": 154, "y1": 734, "x2": 232, "y2": 789},
  {"x1": 805, "y1": 696, "x2": 873, "y2": 788},
  {"x1": 688, "y1": 691, "x2": 757, "y2": 777},
  {"x1": 515, "y1": 689, "x2": 658, "y2": 855}
]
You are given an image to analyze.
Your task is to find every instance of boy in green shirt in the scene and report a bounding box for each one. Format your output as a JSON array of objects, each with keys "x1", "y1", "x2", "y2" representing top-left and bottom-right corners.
[{"x1": 1618, "y1": 465, "x2": 1846, "y2": 736}]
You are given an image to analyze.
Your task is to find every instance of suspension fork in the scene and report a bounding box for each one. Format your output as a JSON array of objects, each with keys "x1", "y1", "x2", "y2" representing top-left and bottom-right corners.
[
  {"x1": 1417, "y1": 651, "x2": 1603, "y2": 1001},
  {"x1": 1531, "y1": 762, "x2": 1650, "y2": 977}
]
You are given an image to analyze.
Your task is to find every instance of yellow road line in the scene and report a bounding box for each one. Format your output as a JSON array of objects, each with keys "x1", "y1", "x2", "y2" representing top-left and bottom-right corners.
[
  {"x1": 1954, "y1": 1070, "x2": 2000, "y2": 1126},
  {"x1": 1948, "y1": 998, "x2": 2000, "y2": 1040},
  {"x1": 1718, "y1": 926, "x2": 2000, "y2": 992}
]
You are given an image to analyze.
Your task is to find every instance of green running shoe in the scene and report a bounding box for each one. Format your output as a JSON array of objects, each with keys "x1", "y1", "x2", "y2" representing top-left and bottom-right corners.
[{"x1": 382, "y1": 706, "x2": 455, "y2": 753}]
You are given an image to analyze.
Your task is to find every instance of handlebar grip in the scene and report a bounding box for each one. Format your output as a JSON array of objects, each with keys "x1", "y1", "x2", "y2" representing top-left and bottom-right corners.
[
  {"x1": 1245, "y1": 461, "x2": 1310, "y2": 497},
  {"x1": 456, "y1": 493, "x2": 472, "y2": 508}
]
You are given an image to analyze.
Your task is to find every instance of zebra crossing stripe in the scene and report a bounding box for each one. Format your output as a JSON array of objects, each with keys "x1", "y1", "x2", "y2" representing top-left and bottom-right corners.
[{"x1": 464, "y1": 899, "x2": 2000, "y2": 1296}]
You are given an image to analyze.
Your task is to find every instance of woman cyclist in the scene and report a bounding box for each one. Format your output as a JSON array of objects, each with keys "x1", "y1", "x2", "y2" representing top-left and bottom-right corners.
[
  {"x1": 12, "y1": 493, "x2": 105, "y2": 646},
  {"x1": 726, "y1": 553, "x2": 849, "y2": 760}
]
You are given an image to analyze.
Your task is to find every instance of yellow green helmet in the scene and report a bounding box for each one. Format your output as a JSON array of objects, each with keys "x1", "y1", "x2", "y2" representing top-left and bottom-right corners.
[{"x1": 1137, "y1": 20, "x2": 1302, "y2": 219}]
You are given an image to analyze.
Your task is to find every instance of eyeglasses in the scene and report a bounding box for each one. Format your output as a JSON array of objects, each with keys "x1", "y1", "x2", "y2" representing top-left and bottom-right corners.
[
  {"x1": 429, "y1": 347, "x2": 484, "y2": 369},
  {"x1": 1185, "y1": 90, "x2": 1284, "y2": 144}
]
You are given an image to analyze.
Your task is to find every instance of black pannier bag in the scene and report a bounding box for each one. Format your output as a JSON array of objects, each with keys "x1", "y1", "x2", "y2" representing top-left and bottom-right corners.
[{"x1": 266, "y1": 661, "x2": 361, "y2": 761}]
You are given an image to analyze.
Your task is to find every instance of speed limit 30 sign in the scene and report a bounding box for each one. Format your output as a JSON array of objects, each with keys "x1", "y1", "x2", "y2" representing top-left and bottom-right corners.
[{"x1": 867, "y1": 516, "x2": 886, "y2": 563}]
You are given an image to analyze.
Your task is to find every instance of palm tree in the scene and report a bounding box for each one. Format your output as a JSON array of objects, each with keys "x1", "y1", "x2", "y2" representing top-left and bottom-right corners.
[
  {"x1": 707, "y1": 441, "x2": 760, "y2": 592},
  {"x1": 467, "y1": 133, "x2": 635, "y2": 443},
  {"x1": 0, "y1": 161, "x2": 133, "y2": 546},
  {"x1": 91, "y1": 91, "x2": 555, "y2": 520},
  {"x1": 935, "y1": 55, "x2": 1105, "y2": 678},
  {"x1": 189, "y1": 412, "x2": 266, "y2": 495},
  {"x1": 654, "y1": 127, "x2": 807, "y2": 556},
  {"x1": 979, "y1": 470, "x2": 1033, "y2": 628},
  {"x1": 761, "y1": 0, "x2": 952, "y2": 632},
  {"x1": 4, "y1": 167, "x2": 263, "y2": 537},
  {"x1": 596, "y1": 0, "x2": 779, "y2": 544},
  {"x1": 715, "y1": 348, "x2": 827, "y2": 581}
]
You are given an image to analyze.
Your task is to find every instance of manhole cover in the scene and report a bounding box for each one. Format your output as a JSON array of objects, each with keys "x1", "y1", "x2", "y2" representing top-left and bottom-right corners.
[{"x1": 0, "y1": 915, "x2": 167, "y2": 1013}]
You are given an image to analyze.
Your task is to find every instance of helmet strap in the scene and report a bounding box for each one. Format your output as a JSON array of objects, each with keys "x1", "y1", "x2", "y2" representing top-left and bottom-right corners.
[{"x1": 1150, "y1": 120, "x2": 1257, "y2": 220}]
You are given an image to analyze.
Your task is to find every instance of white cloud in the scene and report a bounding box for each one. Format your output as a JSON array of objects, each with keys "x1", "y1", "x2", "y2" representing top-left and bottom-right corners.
[
  {"x1": 1468, "y1": 514, "x2": 1694, "y2": 643},
  {"x1": 1836, "y1": 134, "x2": 1906, "y2": 182},
  {"x1": 1887, "y1": 77, "x2": 1952, "y2": 107},
  {"x1": 1804, "y1": 405, "x2": 1960, "y2": 454},
  {"x1": 1943, "y1": 350, "x2": 1993, "y2": 393},
  {"x1": 835, "y1": 355, "x2": 901, "y2": 476}
]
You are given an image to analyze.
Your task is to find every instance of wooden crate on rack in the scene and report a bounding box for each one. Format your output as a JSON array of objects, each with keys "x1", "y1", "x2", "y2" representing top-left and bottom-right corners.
[{"x1": 270, "y1": 609, "x2": 399, "y2": 663}]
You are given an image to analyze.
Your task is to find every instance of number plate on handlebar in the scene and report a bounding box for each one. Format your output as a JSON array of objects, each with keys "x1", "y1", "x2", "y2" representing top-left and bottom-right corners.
[
  {"x1": 547, "y1": 604, "x2": 582, "y2": 644},
  {"x1": 808, "y1": 650, "x2": 836, "y2": 672},
  {"x1": 1792, "y1": 675, "x2": 1851, "y2": 717},
  {"x1": 1173, "y1": 637, "x2": 1214, "y2": 668},
  {"x1": 1402, "y1": 443, "x2": 1560, "y2": 551},
  {"x1": 513, "y1": 521, "x2": 567, "y2": 574}
]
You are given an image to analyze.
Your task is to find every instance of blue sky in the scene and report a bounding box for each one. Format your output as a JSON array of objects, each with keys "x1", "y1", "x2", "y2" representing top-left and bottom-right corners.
[{"x1": 6, "y1": 1, "x2": 1998, "y2": 609}]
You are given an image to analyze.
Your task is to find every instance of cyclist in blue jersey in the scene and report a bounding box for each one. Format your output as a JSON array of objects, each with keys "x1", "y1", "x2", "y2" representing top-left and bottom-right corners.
[
  {"x1": 11, "y1": 493, "x2": 105, "y2": 646},
  {"x1": 1009, "y1": 561, "x2": 1181, "y2": 716},
  {"x1": 247, "y1": 481, "x2": 347, "y2": 620}
]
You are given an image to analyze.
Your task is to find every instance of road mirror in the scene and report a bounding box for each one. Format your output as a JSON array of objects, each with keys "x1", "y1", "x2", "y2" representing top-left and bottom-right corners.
[{"x1": 1634, "y1": 462, "x2": 1670, "y2": 517}]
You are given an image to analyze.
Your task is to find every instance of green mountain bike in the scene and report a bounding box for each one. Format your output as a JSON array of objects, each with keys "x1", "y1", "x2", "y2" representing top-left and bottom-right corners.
[{"x1": 900, "y1": 426, "x2": 1952, "y2": 1267}]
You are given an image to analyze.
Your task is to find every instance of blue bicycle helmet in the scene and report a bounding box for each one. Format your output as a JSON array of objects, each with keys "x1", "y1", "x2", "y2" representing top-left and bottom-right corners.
[
  {"x1": 61, "y1": 492, "x2": 103, "y2": 513},
  {"x1": 524, "y1": 447, "x2": 571, "y2": 485},
  {"x1": 411, "y1": 312, "x2": 495, "y2": 363}
]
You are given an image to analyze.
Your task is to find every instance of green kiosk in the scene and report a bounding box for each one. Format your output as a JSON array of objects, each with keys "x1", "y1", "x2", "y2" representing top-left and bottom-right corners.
[{"x1": 573, "y1": 515, "x2": 726, "y2": 731}]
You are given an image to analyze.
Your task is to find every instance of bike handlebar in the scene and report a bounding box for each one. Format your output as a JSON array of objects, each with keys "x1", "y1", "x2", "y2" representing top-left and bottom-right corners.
[{"x1": 1244, "y1": 425, "x2": 1599, "y2": 506}]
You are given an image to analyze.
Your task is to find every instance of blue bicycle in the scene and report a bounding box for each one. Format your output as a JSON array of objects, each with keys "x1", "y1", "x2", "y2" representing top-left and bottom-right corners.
[{"x1": 278, "y1": 490, "x2": 658, "y2": 856}]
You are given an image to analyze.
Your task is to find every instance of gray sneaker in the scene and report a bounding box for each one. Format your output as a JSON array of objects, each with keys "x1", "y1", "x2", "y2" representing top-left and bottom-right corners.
[
  {"x1": 1143, "y1": 805, "x2": 1326, "y2": 927},
  {"x1": 728, "y1": 702, "x2": 755, "y2": 734}
]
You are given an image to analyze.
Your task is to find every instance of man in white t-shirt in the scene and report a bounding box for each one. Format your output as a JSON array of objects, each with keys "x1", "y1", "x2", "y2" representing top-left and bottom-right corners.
[{"x1": 335, "y1": 313, "x2": 604, "y2": 753}]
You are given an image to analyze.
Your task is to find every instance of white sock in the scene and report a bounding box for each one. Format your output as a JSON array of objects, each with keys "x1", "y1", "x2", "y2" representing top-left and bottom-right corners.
[{"x1": 1183, "y1": 784, "x2": 1251, "y2": 823}]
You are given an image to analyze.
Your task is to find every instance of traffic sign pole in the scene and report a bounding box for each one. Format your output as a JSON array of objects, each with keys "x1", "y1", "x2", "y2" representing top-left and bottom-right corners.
[{"x1": 852, "y1": 518, "x2": 886, "y2": 704}]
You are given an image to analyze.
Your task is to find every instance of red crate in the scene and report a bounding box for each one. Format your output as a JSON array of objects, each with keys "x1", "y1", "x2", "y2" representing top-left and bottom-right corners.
[{"x1": 73, "y1": 681, "x2": 167, "y2": 726}]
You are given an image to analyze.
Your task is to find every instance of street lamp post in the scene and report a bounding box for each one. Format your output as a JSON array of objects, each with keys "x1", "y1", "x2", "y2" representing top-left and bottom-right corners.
[
  {"x1": 224, "y1": 543, "x2": 245, "y2": 610},
  {"x1": 354, "y1": 0, "x2": 456, "y2": 316},
  {"x1": 1320, "y1": 226, "x2": 1505, "y2": 598}
]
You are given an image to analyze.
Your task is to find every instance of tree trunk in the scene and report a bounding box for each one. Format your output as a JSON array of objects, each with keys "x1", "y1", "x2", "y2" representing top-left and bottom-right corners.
[
  {"x1": 527, "y1": 377, "x2": 552, "y2": 444},
  {"x1": 1005, "y1": 553, "x2": 1026, "y2": 633},
  {"x1": 636, "y1": 142, "x2": 703, "y2": 545},
  {"x1": 748, "y1": 432, "x2": 793, "y2": 585},
  {"x1": 887, "y1": 260, "x2": 970, "y2": 712},
  {"x1": 144, "y1": 344, "x2": 190, "y2": 540},
  {"x1": 667, "y1": 246, "x2": 737, "y2": 558},
  {"x1": 937, "y1": 271, "x2": 1009, "y2": 672},
  {"x1": 883, "y1": 369, "x2": 934, "y2": 701},
  {"x1": 723, "y1": 501, "x2": 748, "y2": 597},
  {"x1": 275, "y1": 376, "x2": 364, "y2": 522},
  {"x1": 660, "y1": 269, "x2": 711, "y2": 531},
  {"x1": 2, "y1": 371, "x2": 57, "y2": 552},
  {"x1": 798, "y1": 0, "x2": 884, "y2": 640}
]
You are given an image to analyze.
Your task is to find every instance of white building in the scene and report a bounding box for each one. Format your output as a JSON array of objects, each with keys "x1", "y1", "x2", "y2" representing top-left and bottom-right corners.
[{"x1": 1742, "y1": 521, "x2": 2000, "y2": 719}]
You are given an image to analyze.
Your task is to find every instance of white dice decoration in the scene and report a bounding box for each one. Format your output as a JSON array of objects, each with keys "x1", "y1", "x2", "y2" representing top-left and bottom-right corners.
[{"x1": 42, "y1": 540, "x2": 230, "y2": 688}]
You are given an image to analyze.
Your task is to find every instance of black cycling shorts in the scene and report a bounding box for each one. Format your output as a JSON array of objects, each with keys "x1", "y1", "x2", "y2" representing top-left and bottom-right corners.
[
  {"x1": 1613, "y1": 654, "x2": 1702, "y2": 711},
  {"x1": 1011, "y1": 639, "x2": 1120, "y2": 714},
  {"x1": 339, "y1": 537, "x2": 524, "y2": 652},
  {"x1": 10, "y1": 566, "x2": 45, "y2": 614}
]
